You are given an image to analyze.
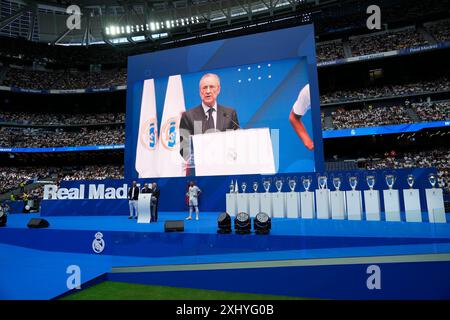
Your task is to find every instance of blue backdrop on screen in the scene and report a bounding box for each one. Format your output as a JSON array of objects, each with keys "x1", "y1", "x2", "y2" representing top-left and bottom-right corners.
[{"x1": 125, "y1": 24, "x2": 323, "y2": 179}]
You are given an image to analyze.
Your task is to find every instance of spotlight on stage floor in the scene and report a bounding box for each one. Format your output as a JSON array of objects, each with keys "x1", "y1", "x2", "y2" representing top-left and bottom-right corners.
[
  {"x1": 234, "y1": 212, "x2": 251, "y2": 234},
  {"x1": 254, "y1": 212, "x2": 271, "y2": 235},
  {"x1": 217, "y1": 212, "x2": 232, "y2": 234}
]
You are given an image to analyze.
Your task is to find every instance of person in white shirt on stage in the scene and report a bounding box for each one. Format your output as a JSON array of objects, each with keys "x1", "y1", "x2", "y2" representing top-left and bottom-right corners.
[
  {"x1": 128, "y1": 181, "x2": 139, "y2": 219},
  {"x1": 186, "y1": 181, "x2": 202, "y2": 220}
]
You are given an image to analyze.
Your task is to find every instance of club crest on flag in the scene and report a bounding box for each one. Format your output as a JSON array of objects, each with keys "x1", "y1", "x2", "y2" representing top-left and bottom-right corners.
[
  {"x1": 139, "y1": 118, "x2": 158, "y2": 151},
  {"x1": 161, "y1": 116, "x2": 179, "y2": 150}
]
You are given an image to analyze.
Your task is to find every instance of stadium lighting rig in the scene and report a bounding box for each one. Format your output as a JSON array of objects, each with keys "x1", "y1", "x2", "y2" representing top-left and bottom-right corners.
[{"x1": 105, "y1": 16, "x2": 202, "y2": 37}]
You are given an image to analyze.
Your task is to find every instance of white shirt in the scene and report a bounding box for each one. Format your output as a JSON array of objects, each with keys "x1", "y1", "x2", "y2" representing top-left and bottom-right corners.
[
  {"x1": 292, "y1": 84, "x2": 311, "y2": 117},
  {"x1": 202, "y1": 102, "x2": 217, "y2": 129},
  {"x1": 187, "y1": 185, "x2": 201, "y2": 201}
]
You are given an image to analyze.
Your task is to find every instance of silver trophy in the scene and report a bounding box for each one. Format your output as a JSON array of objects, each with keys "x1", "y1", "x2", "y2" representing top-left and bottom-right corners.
[
  {"x1": 229, "y1": 180, "x2": 234, "y2": 193},
  {"x1": 366, "y1": 175, "x2": 376, "y2": 190},
  {"x1": 332, "y1": 177, "x2": 341, "y2": 191},
  {"x1": 262, "y1": 178, "x2": 272, "y2": 193},
  {"x1": 385, "y1": 174, "x2": 396, "y2": 190},
  {"x1": 349, "y1": 176, "x2": 358, "y2": 191},
  {"x1": 318, "y1": 175, "x2": 328, "y2": 190},
  {"x1": 252, "y1": 181, "x2": 259, "y2": 193},
  {"x1": 407, "y1": 175, "x2": 415, "y2": 189},
  {"x1": 428, "y1": 173, "x2": 437, "y2": 188},
  {"x1": 241, "y1": 182, "x2": 247, "y2": 193},
  {"x1": 288, "y1": 176, "x2": 297, "y2": 192},
  {"x1": 302, "y1": 176, "x2": 311, "y2": 192},
  {"x1": 275, "y1": 178, "x2": 284, "y2": 193}
]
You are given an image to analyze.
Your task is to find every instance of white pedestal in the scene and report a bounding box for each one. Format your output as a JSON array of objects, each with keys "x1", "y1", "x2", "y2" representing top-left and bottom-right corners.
[
  {"x1": 346, "y1": 190, "x2": 363, "y2": 220},
  {"x1": 403, "y1": 189, "x2": 422, "y2": 222},
  {"x1": 364, "y1": 190, "x2": 381, "y2": 221},
  {"x1": 286, "y1": 192, "x2": 300, "y2": 218},
  {"x1": 330, "y1": 191, "x2": 346, "y2": 220},
  {"x1": 272, "y1": 192, "x2": 286, "y2": 218},
  {"x1": 260, "y1": 192, "x2": 273, "y2": 218},
  {"x1": 425, "y1": 188, "x2": 446, "y2": 223},
  {"x1": 237, "y1": 193, "x2": 249, "y2": 214},
  {"x1": 226, "y1": 193, "x2": 237, "y2": 217},
  {"x1": 383, "y1": 189, "x2": 401, "y2": 222},
  {"x1": 248, "y1": 193, "x2": 260, "y2": 218},
  {"x1": 300, "y1": 191, "x2": 315, "y2": 219},
  {"x1": 137, "y1": 193, "x2": 152, "y2": 223},
  {"x1": 315, "y1": 189, "x2": 330, "y2": 219}
]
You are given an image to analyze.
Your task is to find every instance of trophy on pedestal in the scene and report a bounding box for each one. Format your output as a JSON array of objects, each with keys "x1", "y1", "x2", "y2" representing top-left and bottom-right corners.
[
  {"x1": 364, "y1": 174, "x2": 380, "y2": 221},
  {"x1": 366, "y1": 175, "x2": 376, "y2": 190},
  {"x1": 288, "y1": 177, "x2": 297, "y2": 192},
  {"x1": 229, "y1": 180, "x2": 235, "y2": 193},
  {"x1": 241, "y1": 181, "x2": 247, "y2": 193},
  {"x1": 384, "y1": 173, "x2": 400, "y2": 221},
  {"x1": 428, "y1": 173, "x2": 437, "y2": 189},
  {"x1": 346, "y1": 175, "x2": 362, "y2": 220},
  {"x1": 425, "y1": 173, "x2": 446, "y2": 223},
  {"x1": 385, "y1": 174, "x2": 396, "y2": 190},
  {"x1": 318, "y1": 175, "x2": 328, "y2": 190},
  {"x1": 349, "y1": 176, "x2": 358, "y2": 191},
  {"x1": 332, "y1": 177, "x2": 341, "y2": 191},
  {"x1": 407, "y1": 175, "x2": 415, "y2": 189},
  {"x1": 302, "y1": 176, "x2": 311, "y2": 192},
  {"x1": 275, "y1": 177, "x2": 284, "y2": 193},
  {"x1": 262, "y1": 178, "x2": 272, "y2": 193},
  {"x1": 252, "y1": 181, "x2": 259, "y2": 193},
  {"x1": 404, "y1": 174, "x2": 421, "y2": 222},
  {"x1": 300, "y1": 176, "x2": 314, "y2": 218},
  {"x1": 331, "y1": 176, "x2": 345, "y2": 220}
]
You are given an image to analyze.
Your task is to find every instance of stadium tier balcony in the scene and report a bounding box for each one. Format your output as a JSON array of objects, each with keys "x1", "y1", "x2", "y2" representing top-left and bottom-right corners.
[
  {"x1": 0, "y1": 126, "x2": 125, "y2": 148},
  {"x1": 0, "y1": 112, "x2": 125, "y2": 126},
  {"x1": 320, "y1": 78, "x2": 450, "y2": 104}
]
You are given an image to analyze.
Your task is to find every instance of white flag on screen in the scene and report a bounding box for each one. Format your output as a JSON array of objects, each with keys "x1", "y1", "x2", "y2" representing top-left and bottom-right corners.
[
  {"x1": 157, "y1": 75, "x2": 186, "y2": 177},
  {"x1": 135, "y1": 79, "x2": 159, "y2": 178}
]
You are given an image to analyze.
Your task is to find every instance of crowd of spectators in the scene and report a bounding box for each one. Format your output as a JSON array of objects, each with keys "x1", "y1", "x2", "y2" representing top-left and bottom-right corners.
[
  {"x1": 349, "y1": 28, "x2": 428, "y2": 56},
  {"x1": 316, "y1": 41, "x2": 345, "y2": 62},
  {"x1": 321, "y1": 78, "x2": 450, "y2": 104},
  {"x1": 363, "y1": 148, "x2": 450, "y2": 193},
  {"x1": 327, "y1": 100, "x2": 450, "y2": 130},
  {"x1": 329, "y1": 105, "x2": 413, "y2": 129},
  {"x1": 0, "y1": 112, "x2": 125, "y2": 125},
  {"x1": 0, "y1": 165, "x2": 124, "y2": 196},
  {"x1": 425, "y1": 19, "x2": 450, "y2": 43},
  {"x1": 411, "y1": 101, "x2": 450, "y2": 122},
  {"x1": 1, "y1": 68, "x2": 127, "y2": 90},
  {"x1": 0, "y1": 126, "x2": 125, "y2": 148}
]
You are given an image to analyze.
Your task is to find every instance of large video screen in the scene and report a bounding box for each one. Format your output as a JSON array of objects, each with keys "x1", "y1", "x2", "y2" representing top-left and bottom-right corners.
[{"x1": 125, "y1": 24, "x2": 323, "y2": 178}]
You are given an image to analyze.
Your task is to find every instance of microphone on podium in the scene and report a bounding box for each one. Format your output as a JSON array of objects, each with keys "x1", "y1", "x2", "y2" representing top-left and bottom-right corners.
[{"x1": 223, "y1": 112, "x2": 241, "y2": 129}]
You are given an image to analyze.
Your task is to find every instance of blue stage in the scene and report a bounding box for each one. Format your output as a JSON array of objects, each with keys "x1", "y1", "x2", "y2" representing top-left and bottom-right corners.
[{"x1": 1, "y1": 211, "x2": 450, "y2": 299}]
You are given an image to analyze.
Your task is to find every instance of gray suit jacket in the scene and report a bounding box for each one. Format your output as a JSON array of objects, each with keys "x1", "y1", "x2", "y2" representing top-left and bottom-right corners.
[{"x1": 179, "y1": 104, "x2": 239, "y2": 160}]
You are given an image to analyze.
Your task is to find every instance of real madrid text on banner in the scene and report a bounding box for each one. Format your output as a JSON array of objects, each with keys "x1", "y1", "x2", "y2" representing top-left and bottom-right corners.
[
  {"x1": 135, "y1": 79, "x2": 159, "y2": 178},
  {"x1": 157, "y1": 75, "x2": 186, "y2": 177}
]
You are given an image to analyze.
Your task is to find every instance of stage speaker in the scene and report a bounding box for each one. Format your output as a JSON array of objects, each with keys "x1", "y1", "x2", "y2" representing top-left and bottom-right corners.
[
  {"x1": 164, "y1": 220, "x2": 184, "y2": 232},
  {"x1": 27, "y1": 218, "x2": 50, "y2": 228}
]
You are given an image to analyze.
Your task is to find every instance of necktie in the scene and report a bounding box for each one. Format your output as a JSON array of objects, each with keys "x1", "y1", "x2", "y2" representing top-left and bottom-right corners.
[{"x1": 204, "y1": 108, "x2": 215, "y2": 132}]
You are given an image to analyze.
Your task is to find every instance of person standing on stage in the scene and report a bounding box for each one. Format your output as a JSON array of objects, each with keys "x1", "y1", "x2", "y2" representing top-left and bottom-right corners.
[
  {"x1": 150, "y1": 182, "x2": 160, "y2": 222},
  {"x1": 141, "y1": 183, "x2": 151, "y2": 194},
  {"x1": 186, "y1": 181, "x2": 201, "y2": 220},
  {"x1": 128, "y1": 181, "x2": 139, "y2": 219}
]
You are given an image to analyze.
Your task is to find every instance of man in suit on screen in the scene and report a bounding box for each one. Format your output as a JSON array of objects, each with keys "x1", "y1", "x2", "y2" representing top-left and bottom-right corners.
[{"x1": 179, "y1": 73, "x2": 240, "y2": 163}]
